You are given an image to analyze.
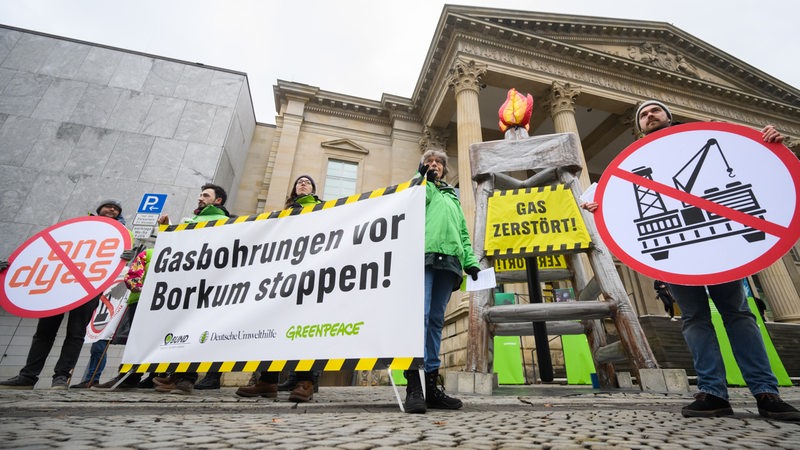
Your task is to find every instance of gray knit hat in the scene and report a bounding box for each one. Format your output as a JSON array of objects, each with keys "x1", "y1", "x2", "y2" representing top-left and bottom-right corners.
[
  {"x1": 96, "y1": 199, "x2": 122, "y2": 215},
  {"x1": 634, "y1": 100, "x2": 672, "y2": 133}
]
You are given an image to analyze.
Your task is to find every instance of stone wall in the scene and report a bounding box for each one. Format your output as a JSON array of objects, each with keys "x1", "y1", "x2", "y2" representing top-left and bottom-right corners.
[{"x1": 0, "y1": 26, "x2": 255, "y2": 384}]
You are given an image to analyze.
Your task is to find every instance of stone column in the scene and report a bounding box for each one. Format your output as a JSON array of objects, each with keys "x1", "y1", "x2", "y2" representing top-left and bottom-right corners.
[
  {"x1": 547, "y1": 81, "x2": 591, "y2": 190},
  {"x1": 262, "y1": 94, "x2": 308, "y2": 210},
  {"x1": 446, "y1": 58, "x2": 486, "y2": 235},
  {"x1": 758, "y1": 260, "x2": 800, "y2": 323}
]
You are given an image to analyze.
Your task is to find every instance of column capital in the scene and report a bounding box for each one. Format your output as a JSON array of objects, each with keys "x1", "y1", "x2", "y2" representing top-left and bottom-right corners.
[
  {"x1": 547, "y1": 81, "x2": 582, "y2": 116},
  {"x1": 620, "y1": 107, "x2": 639, "y2": 136},
  {"x1": 419, "y1": 125, "x2": 450, "y2": 152},
  {"x1": 446, "y1": 59, "x2": 487, "y2": 96}
]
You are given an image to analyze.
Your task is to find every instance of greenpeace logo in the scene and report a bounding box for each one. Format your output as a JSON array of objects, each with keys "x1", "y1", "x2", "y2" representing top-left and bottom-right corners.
[
  {"x1": 285, "y1": 321, "x2": 365, "y2": 341},
  {"x1": 163, "y1": 333, "x2": 190, "y2": 346}
]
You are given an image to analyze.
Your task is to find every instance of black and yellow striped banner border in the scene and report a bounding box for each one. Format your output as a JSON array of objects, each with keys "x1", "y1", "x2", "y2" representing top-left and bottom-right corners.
[
  {"x1": 487, "y1": 183, "x2": 591, "y2": 257},
  {"x1": 161, "y1": 177, "x2": 425, "y2": 233},
  {"x1": 486, "y1": 243, "x2": 590, "y2": 258},
  {"x1": 488, "y1": 183, "x2": 567, "y2": 198},
  {"x1": 120, "y1": 357, "x2": 424, "y2": 374}
]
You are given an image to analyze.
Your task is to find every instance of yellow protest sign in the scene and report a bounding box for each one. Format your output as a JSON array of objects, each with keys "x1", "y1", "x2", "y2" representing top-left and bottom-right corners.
[
  {"x1": 493, "y1": 254, "x2": 567, "y2": 273},
  {"x1": 485, "y1": 185, "x2": 591, "y2": 257}
]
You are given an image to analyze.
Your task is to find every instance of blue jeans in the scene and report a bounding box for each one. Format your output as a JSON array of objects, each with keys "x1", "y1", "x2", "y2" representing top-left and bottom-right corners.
[
  {"x1": 81, "y1": 340, "x2": 109, "y2": 383},
  {"x1": 668, "y1": 280, "x2": 778, "y2": 400},
  {"x1": 423, "y1": 267, "x2": 459, "y2": 373}
]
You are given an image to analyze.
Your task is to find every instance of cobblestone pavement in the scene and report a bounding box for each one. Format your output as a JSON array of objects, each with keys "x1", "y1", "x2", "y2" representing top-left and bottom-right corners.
[{"x1": 1, "y1": 384, "x2": 799, "y2": 449}]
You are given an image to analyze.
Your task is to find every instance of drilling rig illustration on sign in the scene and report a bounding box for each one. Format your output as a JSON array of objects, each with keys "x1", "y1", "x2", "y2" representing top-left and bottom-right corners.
[{"x1": 632, "y1": 138, "x2": 766, "y2": 261}]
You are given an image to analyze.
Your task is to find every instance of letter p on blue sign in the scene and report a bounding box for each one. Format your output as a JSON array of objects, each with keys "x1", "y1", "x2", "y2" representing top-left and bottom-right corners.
[{"x1": 137, "y1": 193, "x2": 167, "y2": 214}]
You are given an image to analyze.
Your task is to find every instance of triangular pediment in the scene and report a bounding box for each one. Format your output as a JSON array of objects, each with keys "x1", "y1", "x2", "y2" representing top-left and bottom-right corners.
[
  {"x1": 321, "y1": 139, "x2": 369, "y2": 155},
  {"x1": 417, "y1": 6, "x2": 799, "y2": 113},
  {"x1": 579, "y1": 41, "x2": 734, "y2": 87}
]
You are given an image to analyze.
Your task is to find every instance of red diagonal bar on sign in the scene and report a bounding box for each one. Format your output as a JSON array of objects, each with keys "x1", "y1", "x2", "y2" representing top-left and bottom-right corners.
[
  {"x1": 40, "y1": 231, "x2": 94, "y2": 294},
  {"x1": 611, "y1": 168, "x2": 787, "y2": 237}
]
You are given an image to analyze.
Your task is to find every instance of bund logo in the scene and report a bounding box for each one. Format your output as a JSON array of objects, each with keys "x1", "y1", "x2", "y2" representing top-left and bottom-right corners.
[
  {"x1": 163, "y1": 332, "x2": 190, "y2": 346},
  {"x1": 199, "y1": 331, "x2": 209, "y2": 344}
]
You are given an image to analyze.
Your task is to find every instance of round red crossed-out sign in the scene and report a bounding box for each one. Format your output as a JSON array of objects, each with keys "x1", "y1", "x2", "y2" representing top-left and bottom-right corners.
[
  {"x1": 0, "y1": 216, "x2": 131, "y2": 318},
  {"x1": 595, "y1": 122, "x2": 800, "y2": 285}
]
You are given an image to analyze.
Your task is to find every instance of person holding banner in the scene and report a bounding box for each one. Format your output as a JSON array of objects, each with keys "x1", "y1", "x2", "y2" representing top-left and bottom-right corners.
[
  {"x1": 403, "y1": 150, "x2": 480, "y2": 414},
  {"x1": 70, "y1": 340, "x2": 110, "y2": 388},
  {"x1": 0, "y1": 200, "x2": 133, "y2": 390},
  {"x1": 234, "y1": 175, "x2": 323, "y2": 402},
  {"x1": 91, "y1": 248, "x2": 156, "y2": 390},
  {"x1": 582, "y1": 100, "x2": 799, "y2": 421},
  {"x1": 153, "y1": 183, "x2": 232, "y2": 395}
]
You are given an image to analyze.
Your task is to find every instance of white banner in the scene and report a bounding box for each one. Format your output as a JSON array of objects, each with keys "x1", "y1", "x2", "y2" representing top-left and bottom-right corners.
[{"x1": 121, "y1": 184, "x2": 425, "y2": 367}]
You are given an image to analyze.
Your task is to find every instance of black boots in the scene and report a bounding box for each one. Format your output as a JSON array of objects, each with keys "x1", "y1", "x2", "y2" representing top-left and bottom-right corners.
[
  {"x1": 195, "y1": 372, "x2": 222, "y2": 390},
  {"x1": 277, "y1": 371, "x2": 298, "y2": 391},
  {"x1": 403, "y1": 369, "x2": 463, "y2": 413},
  {"x1": 278, "y1": 371, "x2": 320, "y2": 392},
  {"x1": 403, "y1": 370, "x2": 427, "y2": 414},
  {"x1": 425, "y1": 369, "x2": 462, "y2": 410}
]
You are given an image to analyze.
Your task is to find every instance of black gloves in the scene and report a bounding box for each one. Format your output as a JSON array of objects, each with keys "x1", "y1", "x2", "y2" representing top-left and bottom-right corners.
[
  {"x1": 417, "y1": 163, "x2": 436, "y2": 182},
  {"x1": 0, "y1": 260, "x2": 8, "y2": 272},
  {"x1": 120, "y1": 249, "x2": 135, "y2": 261},
  {"x1": 466, "y1": 266, "x2": 480, "y2": 281}
]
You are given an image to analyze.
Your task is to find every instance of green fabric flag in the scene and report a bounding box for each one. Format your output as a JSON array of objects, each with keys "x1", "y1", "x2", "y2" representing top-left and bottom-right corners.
[
  {"x1": 494, "y1": 336, "x2": 525, "y2": 384},
  {"x1": 709, "y1": 297, "x2": 790, "y2": 386},
  {"x1": 492, "y1": 293, "x2": 525, "y2": 384},
  {"x1": 562, "y1": 333, "x2": 594, "y2": 385}
]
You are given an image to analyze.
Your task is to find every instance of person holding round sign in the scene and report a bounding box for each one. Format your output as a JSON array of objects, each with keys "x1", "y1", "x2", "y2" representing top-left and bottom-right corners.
[
  {"x1": 582, "y1": 100, "x2": 799, "y2": 421},
  {"x1": 0, "y1": 200, "x2": 133, "y2": 390},
  {"x1": 402, "y1": 150, "x2": 481, "y2": 415}
]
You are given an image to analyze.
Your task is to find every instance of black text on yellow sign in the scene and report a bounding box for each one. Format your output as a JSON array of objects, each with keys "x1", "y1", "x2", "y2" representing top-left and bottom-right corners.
[
  {"x1": 493, "y1": 254, "x2": 567, "y2": 272},
  {"x1": 485, "y1": 184, "x2": 592, "y2": 257}
]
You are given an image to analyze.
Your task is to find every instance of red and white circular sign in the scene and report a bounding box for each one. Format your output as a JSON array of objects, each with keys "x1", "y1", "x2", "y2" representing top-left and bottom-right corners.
[
  {"x1": 86, "y1": 281, "x2": 129, "y2": 340},
  {"x1": 595, "y1": 122, "x2": 800, "y2": 285},
  {"x1": 0, "y1": 216, "x2": 131, "y2": 318}
]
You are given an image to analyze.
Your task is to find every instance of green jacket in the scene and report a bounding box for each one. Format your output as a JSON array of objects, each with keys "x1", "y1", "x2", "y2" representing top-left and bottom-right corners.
[
  {"x1": 424, "y1": 178, "x2": 479, "y2": 273},
  {"x1": 189, "y1": 205, "x2": 230, "y2": 223},
  {"x1": 290, "y1": 194, "x2": 322, "y2": 208}
]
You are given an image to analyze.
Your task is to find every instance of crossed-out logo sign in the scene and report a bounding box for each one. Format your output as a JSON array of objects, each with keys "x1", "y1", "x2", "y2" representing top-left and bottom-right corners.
[
  {"x1": 163, "y1": 332, "x2": 190, "y2": 347},
  {"x1": 89, "y1": 292, "x2": 118, "y2": 334},
  {"x1": 0, "y1": 216, "x2": 132, "y2": 318},
  {"x1": 595, "y1": 122, "x2": 800, "y2": 285}
]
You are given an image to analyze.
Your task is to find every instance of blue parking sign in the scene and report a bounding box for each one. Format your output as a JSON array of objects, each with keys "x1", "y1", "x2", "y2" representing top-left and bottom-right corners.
[{"x1": 137, "y1": 193, "x2": 167, "y2": 214}]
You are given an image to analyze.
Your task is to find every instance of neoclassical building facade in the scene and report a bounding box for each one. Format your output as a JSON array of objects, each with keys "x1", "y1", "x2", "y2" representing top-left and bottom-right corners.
[
  {"x1": 1, "y1": 6, "x2": 799, "y2": 382},
  {"x1": 233, "y1": 6, "x2": 800, "y2": 374}
]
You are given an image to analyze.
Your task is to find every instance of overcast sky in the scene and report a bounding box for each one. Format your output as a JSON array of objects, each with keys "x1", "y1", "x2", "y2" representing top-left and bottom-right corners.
[{"x1": 1, "y1": 0, "x2": 796, "y2": 124}]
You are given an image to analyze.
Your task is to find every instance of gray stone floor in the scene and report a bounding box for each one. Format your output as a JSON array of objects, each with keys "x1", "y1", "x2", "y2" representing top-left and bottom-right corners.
[{"x1": 1, "y1": 384, "x2": 798, "y2": 449}]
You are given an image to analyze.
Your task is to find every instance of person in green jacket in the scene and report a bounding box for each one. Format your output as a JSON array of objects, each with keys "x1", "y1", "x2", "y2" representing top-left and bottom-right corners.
[
  {"x1": 158, "y1": 182, "x2": 232, "y2": 226},
  {"x1": 235, "y1": 175, "x2": 321, "y2": 403},
  {"x1": 154, "y1": 183, "x2": 232, "y2": 394},
  {"x1": 403, "y1": 150, "x2": 481, "y2": 414},
  {"x1": 284, "y1": 174, "x2": 322, "y2": 209}
]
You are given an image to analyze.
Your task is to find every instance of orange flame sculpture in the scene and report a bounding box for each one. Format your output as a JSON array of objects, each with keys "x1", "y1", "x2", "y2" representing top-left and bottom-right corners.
[{"x1": 498, "y1": 88, "x2": 534, "y2": 132}]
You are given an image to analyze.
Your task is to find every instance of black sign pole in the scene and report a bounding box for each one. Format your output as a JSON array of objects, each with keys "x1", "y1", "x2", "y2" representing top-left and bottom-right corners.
[{"x1": 525, "y1": 256, "x2": 553, "y2": 382}]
